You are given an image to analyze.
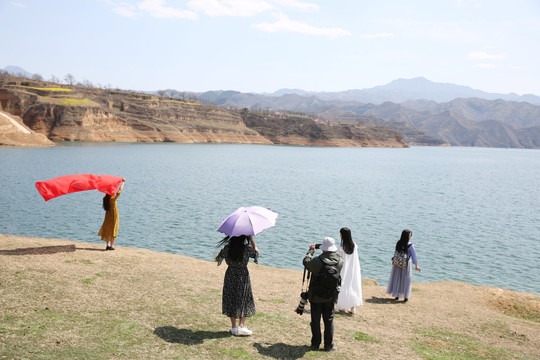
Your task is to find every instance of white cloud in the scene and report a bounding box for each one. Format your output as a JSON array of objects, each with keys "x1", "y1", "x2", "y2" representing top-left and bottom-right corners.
[
  {"x1": 188, "y1": 0, "x2": 275, "y2": 17},
  {"x1": 269, "y1": 0, "x2": 318, "y2": 11},
  {"x1": 112, "y1": 2, "x2": 139, "y2": 18},
  {"x1": 253, "y1": 13, "x2": 350, "y2": 39},
  {"x1": 139, "y1": 0, "x2": 198, "y2": 19},
  {"x1": 11, "y1": 2, "x2": 26, "y2": 7},
  {"x1": 473, "y1": 63, "x2": 499, "y2": 68},
  {"x1": 359, "y1": 33, "x2": 394, "y2": 39},
  {"x1": 468, "y1": 51, "x2": 506, "y2": 60}
]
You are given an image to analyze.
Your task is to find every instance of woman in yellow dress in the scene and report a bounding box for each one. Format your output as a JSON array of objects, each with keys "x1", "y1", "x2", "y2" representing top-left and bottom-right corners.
[{"x1": 98, "y1": 179, "x2": 125, "y2": 250}]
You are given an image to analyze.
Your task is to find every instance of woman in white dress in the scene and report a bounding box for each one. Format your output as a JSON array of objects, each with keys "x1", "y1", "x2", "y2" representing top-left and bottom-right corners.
[{"x1": 336, "y1": 227, "x2": 363, "y2": 314}]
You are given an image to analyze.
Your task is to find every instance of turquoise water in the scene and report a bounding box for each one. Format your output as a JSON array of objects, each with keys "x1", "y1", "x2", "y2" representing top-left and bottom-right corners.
[{"x1": 1, "y1": 143, "x2": 538, "y2": 294}]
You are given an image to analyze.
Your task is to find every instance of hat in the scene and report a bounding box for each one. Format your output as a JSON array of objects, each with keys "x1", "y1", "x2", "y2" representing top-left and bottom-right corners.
[{"x1": 319, "y1": 237, "x2": 337, "y2": 252}]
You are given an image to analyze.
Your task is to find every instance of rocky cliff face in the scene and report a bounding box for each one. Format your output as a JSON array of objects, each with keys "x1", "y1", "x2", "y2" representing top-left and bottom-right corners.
[
  {"x1": 0, "y1": 108, "x2": 53, "y2": 147},
  {"x1": 0, "y1": 84, "x2": 407, "y2": 147}
]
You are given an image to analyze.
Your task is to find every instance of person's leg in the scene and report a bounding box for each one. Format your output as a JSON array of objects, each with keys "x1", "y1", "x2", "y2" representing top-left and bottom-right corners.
[
  {"x1": 322, "y1": 302, "x2": 335, "y2": 351},
  {"x1": 229, "y1": 317, "x2": 238, "y2": 335},
  {"x1": 310, "y1": 302, "x2": 322, "y2": 349},
  {"x1": 237, "y1": 317, "x2": 253, "y2": 335},
  {"x1": 110, "y1": 237, "x2": 116, "y2": 249}
]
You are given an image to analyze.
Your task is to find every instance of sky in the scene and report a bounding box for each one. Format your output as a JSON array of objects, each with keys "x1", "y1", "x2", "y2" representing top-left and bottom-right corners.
[{"x1": 1, "y1": 0, "x2": 540, "y2": 95}]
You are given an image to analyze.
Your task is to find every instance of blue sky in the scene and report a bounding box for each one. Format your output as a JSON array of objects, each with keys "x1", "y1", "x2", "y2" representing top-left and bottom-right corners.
[{"x1": 2, "y1": 0, "x2": 539, "y2": 95}]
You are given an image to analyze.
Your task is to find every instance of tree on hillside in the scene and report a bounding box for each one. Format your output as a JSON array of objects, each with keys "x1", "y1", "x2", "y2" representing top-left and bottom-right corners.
[
  {"x1": 32, "y1": 73, "x2": 43, "y2": 81},
  {"x1": 49, "y1": 75, "x2": 59, "y2": 83},
  {"x1": 64, "y1": 73, "x2": 76, "y2": 85},
  {"x1": 81, "y1": 79, "x2": 94, "y2": 88}
]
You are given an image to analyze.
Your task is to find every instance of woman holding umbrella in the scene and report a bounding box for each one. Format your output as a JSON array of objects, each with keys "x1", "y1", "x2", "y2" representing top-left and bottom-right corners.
[
  {"x1": 215, "y1": 206, "x2": 278, "y2": 336},
  {"x1": 216, "y1": 235, "x2": 259, "y2": 336}
]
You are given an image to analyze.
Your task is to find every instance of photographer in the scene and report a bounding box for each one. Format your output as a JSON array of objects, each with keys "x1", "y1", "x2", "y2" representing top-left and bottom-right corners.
[{"x1": 302, "y1": 237, "x2": 343, "y2": 352}]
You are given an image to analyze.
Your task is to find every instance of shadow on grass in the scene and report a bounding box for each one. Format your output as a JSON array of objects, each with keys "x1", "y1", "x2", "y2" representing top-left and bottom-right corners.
[
  {"x1": 0, "y1": 245, "x2": 77, "y2": 255},
  {"x1": 154, "y1": 326, "x2": 230, "y2": 345},
  {"x1": 253, "y1": 342, "x2": 313, "y2": 359},
  {"x1": 365, "y1": 297, "x2": 399, "y2": 304},
  {"x1": 0, "y1": 245, "x2": 108, "y2": 255}
]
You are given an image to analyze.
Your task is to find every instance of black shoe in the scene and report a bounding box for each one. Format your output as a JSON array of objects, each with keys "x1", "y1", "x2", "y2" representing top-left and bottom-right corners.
[
  {"x1": 324, "y1": 345, "x2": 337, "y2": 352},
  {"x1": 109, "y1": 247, "x2": 115, "y2": 251},
  {"x1": 403, "y1": 298, "x2": 408, "y2": 302},
  {"x1": 395, "y1": 297, "x2": 399, "y2": 300},
  {"x1": 106, "y1": 246, "x2": 111, "y2": 250},
  {"x1": 309, "y1": 345, "x2": 319, "y2": 351}
]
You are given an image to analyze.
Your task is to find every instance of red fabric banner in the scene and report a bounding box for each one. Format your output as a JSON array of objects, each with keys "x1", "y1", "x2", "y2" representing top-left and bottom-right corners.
[{"x1": 35, "y1": 174, "x2": 124, "y2": 201}]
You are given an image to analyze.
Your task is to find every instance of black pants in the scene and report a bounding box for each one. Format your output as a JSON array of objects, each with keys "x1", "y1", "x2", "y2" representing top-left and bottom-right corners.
[{"x1": 310, "y1": 301, "x2": 335, "y2": 350}]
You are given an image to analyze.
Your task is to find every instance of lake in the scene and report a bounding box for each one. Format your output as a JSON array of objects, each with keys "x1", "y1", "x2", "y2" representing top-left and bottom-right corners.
[{"x1": 0, "y1": 143, "x2": 538, "y2": 295}]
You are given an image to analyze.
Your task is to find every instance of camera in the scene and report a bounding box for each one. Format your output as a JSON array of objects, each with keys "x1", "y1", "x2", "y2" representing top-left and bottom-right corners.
[
  {"x1": 295, "y1": 291, "x2": 309, "y2": 315},
  {"x1": 315, "y1": 243, "x2": 321, "y2": 249}
]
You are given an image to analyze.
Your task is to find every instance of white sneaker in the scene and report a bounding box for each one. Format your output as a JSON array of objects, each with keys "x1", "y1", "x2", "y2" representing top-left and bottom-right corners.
[
  {"x1": 230, "y1": 327, "x2": 238, "y2": 335},
  {"x1": 237, "y1": 326, "x2": 253, "y2": 336}
]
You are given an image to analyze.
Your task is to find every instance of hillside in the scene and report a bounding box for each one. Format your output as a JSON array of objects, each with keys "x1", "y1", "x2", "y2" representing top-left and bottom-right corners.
[
  {"x1": 0, "y1": 76, "x2": 407, "y2": 148},
  {"x1": 1, "y1": 234, "x2": 539, "y2": 359}
]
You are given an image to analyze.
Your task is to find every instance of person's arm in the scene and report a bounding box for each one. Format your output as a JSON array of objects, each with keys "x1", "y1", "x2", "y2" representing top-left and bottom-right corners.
[
  {"x1": 118, "y1": 179, "x2": 125, "y2": 193},
  {"x1": 215, "y1": 246, "x2": 227, "y2": 266},
  {"x1": 249, "y1": 235, "x2": 258, "y2": 252},
  {"x1": 303, "y1": 244, "x2": 319, "y2": 272},
  {"x1": 248, "y1": 236, "x2": 259, "y2": 264},
  {"x1": 112, "y1": 179, "x2": 125, "y2": 199},
  {"x1": 409, "y1": 244, "x2": 420, "y2": 271}
]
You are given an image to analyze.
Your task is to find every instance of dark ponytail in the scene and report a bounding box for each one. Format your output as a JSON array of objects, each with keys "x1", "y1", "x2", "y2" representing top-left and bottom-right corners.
[
  {"x1": 102, "y1": 194, "x2": 111, "y2": 211},
  {"x1": 340, "y1": 227, "x2": 355, "y2": 255},
  {"x1": 395, "y1": 229, "x2": 412, "y2": 252}
]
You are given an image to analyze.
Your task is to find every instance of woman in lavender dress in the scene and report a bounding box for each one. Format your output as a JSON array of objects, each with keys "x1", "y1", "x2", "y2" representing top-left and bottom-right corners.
[{"x1": 386, "y1": 229, "x2": 420, "y2": 302}]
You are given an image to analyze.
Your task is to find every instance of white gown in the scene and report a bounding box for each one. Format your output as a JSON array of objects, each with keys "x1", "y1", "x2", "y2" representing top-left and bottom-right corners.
[{"x1": 336, "y1": 242, "x2": 363, "y2": 309}]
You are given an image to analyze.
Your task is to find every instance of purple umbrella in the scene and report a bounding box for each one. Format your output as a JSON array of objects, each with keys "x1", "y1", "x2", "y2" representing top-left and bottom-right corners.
[{"x1": 218, "y1": 206, "x2": 278, "y2": 237}]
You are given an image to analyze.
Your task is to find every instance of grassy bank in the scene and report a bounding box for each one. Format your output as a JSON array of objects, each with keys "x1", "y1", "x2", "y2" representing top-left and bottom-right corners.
[{"x1": 1, "y1": 234, "x2": 539, "y2": 359}]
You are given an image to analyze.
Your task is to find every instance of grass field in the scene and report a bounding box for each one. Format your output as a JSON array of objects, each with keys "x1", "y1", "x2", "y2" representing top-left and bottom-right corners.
[{"x1": 1, "y1": 234, "x2": 539, "y2": 359}]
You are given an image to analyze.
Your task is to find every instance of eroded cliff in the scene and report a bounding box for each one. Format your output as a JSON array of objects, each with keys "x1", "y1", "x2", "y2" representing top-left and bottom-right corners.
[{"x1": 0, "y1": 83, "x2": 407, "y2": 147}]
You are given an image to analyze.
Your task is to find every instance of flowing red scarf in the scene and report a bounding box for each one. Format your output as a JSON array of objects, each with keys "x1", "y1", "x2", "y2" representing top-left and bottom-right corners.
[{"x1": 35, "y1": 174, "x2": 124, "y2": 201}]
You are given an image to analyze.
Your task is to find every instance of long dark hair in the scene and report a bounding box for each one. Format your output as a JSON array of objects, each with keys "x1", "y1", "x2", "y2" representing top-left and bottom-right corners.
[
  {"x1": 217, "y1": 235, "x2": 248, "y2": 261},
  {"x1": 395, "y1": 229, "x2": 412, "y2": 252},
  {"x1": 340, "y1": 227, "x2": 355, "y2": 255},
  {"x1": 102, "y1": 194, "x2": 111, "y2": 211}
]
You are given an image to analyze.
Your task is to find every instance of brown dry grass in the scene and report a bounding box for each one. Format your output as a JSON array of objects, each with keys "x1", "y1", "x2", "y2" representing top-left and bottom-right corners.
[{"x1": 1, "y1": 234, "x2": 539, "y2": 360}]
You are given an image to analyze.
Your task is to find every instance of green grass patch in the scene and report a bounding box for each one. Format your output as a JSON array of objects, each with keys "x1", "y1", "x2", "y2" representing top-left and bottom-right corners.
[
  {"x1": 65, "y1": 259, "x2": 94, "y2": 265},
  {"x1": 219, "y1": 348, "x2": 252, "y2": 359},
  {"x1": 496, "y1": 301, "x2": 540, "y2": 323},
  {"x1": 60, "y1": 98, "x2": 95, "y2": 106},
  {"x1": 81, "y1": 278, "x2": 94, "y2": 285},
  {"x1": 354, "y1": 331, "x2": 381, "y2": 343},
  {"x1": 411, "y1": 328, "x2": 522, "y2": 360},
  {"x1": 252, "y1": 312, "x2": 289, "y2": 322}
]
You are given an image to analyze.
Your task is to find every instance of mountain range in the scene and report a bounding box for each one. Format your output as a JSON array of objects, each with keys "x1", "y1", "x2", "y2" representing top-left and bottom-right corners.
[
  {"x1": 191, "y1": 79, "x2": 540, "y2": 148},
  {"x1": 265, "y1": 77, "x2": 540, "y2": 105},
  {"x1": 3, "y1": 65, "x2": 540, "y2": 148}
]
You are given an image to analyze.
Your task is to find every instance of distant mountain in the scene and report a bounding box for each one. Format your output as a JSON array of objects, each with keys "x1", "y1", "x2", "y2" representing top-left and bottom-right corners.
[
  {"x1": 195, "y1": 83, "x2": 540, "y2": 148},
  {"x1": 270, "y1": 77, "x2": 540, "y2": 105},
  {"x1": 1, "y1": 66, "x2": 34, "y2": 78}
]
